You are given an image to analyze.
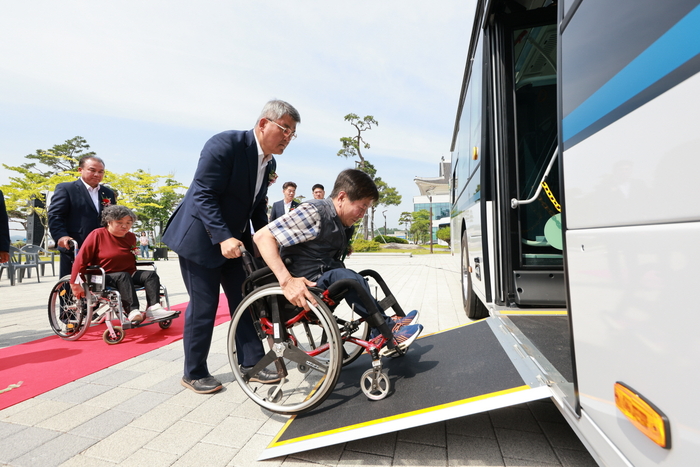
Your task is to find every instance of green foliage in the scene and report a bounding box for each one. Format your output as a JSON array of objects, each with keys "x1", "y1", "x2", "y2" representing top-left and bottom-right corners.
[
  {"x1": 437, "y1": 226, "x2": 451, "y2": 246},
  {"x1": 351, "y1": 239, "x2": 381, "y2": 252},
  {"x1": 0, "y1": 137, "x2": 187, "y2": 243},
  {"x1": 372, "y1": 235, "x2": 407, "y2": 244},
  {"x1": 337, "y1": 113, "x2": 378, "y2": 169},
  {"x1": 410, "y1": 209, "x2": 431, "y2": 244}
]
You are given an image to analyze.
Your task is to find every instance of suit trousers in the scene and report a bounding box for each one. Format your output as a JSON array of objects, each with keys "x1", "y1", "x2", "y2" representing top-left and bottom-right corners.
[{"x1": 178, "y1": 255, "x2": 264, "y2": 379}]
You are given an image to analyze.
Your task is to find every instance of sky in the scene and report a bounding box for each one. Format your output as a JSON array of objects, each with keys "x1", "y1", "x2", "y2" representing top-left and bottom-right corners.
[{"x1": 0, "y1": 1, "x2": 477, "y2": 234}]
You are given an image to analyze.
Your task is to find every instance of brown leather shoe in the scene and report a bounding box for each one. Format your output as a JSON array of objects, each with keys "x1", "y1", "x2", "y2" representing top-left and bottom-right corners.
[
  {"x1": 181, "y1": 376, "x2": 223, "y2": 394},
  {"x1": 240, "y1": 366, "x2": 282, "y2": 384}
]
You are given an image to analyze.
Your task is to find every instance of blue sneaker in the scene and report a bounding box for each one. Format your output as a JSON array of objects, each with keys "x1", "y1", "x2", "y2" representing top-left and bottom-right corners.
[
  {"x1": 379, "y1": 323, "x2": 423, "y2": 358},
  {"x1": 390, "y1": 309, "x2": 419, "y2": 331}
]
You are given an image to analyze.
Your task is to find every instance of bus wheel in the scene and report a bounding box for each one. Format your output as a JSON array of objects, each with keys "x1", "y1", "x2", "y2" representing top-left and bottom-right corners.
[{"x1": 462, "y1": 231, "x2": 489, "y2": 319}]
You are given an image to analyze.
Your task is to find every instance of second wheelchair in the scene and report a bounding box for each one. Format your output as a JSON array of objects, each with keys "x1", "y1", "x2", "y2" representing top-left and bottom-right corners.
[{"x1": 47, "y1": 241, "x2": 179, "y2": 345}]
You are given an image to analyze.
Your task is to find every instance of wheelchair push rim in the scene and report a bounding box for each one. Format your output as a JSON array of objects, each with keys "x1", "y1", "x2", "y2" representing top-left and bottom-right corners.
[
  {"x1": 47, "y1": 276, "x2": 90, "y2": 341},
  {"x1": 227, "y1": 284, "x2": 343, "y2": 415}
]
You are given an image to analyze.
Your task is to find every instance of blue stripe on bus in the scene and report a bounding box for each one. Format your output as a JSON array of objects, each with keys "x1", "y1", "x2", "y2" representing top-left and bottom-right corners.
[{"x1": 563, "y1": 5, "x2": 700, "y2": 144}]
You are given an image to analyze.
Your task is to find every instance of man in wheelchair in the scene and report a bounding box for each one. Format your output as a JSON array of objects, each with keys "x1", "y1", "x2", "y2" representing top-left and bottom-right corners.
[
  {"x1": 254, "y1": 168, "x2": 422, "y2": 358},
  {"x1": 69, "y1": 205, "x2": 176, "y2": 323}
]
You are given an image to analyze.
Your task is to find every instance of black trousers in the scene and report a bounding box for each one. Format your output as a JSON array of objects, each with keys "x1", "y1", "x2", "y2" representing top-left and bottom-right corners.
[
  {"x1": 178, "y1": 256, "x2": 264, "y2": 380},
  {"x1": 105, "y1": 270, "x2": 161, "y2": 312}
]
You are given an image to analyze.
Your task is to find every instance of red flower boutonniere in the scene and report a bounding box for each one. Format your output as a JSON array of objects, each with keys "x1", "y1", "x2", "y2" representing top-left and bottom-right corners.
[
  {"x1": 101, "y1": 197, "x2": 111, "y2": 207},
  {"x1": 131, "y1": 245, "x2": 140, "y2": 257},
  {"x1": 268, "y1": 170, "x2": 278, "y2": 186}
]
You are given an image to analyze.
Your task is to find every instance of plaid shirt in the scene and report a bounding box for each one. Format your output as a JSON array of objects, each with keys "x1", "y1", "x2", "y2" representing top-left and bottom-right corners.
[{"x1": 268, "y1": 203, "x2": 322, "y2": 247}]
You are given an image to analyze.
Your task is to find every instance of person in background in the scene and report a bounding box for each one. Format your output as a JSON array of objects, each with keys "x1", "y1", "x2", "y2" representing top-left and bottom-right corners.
[
  {"x1": 139, "y1": 232, "x2": 150, "y2": 258},
  {"x1": 312, "y1": 183, "x2": 325, "y2": 200},
  {"x1": 269, "y1": 181, "x2": 299, "y2": 222},
  {"x1": 0, "y1": 190, "x2": 10, "y2": 264},
  {"x1": 70, "y1": 205, "x2": 176, "y2": 323},
  {"x1": 162, "y1": 99, "x2": 301, "y2": 394},
  {"x1": 48, "y1": 156, "x2": 117, "y2": 277}
]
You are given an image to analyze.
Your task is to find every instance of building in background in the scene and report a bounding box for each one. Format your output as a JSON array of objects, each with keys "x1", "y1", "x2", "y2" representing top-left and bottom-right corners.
[{"x1": 413, "y1": 158, "x2": 451, "y2": 244}]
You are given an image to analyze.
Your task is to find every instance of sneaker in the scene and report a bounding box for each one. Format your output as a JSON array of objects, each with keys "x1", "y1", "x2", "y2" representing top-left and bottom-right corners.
[
  {"x1": 379, "y1": 323, "x2": 423, "y2": 358},
  {"x1": 390, "y1": 310, "x2": 419, "y2": 331},
  {"x1": 128, "y1": 310, "x2": 144, "y2": 324},
  {"x1": 145, "y1": 304, "x2": 177, "y2": 320}
]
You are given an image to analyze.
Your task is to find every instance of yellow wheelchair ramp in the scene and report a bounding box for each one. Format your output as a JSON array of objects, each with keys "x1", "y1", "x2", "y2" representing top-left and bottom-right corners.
[{"x1": 260, "y1": 317, "x2": 552, "y2": 460}]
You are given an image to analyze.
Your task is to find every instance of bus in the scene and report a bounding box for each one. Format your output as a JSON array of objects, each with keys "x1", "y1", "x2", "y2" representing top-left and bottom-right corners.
[{"x1": 450, "y1": 0, "x2": 700, "y2": 465}]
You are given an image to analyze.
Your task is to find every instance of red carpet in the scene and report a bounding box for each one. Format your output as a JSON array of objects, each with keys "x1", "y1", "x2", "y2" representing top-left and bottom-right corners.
[{"x1": 0, "y1": 295, "x2": 231, "y2": 411}]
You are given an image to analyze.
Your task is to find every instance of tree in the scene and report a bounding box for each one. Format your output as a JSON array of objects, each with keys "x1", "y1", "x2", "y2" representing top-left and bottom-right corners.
[
  {"x1": 410, "y1": 209, "x2": 431, "y2": 244},
  {"x1": 103, "y1": 170, "x2": 186, "y2": 241},
  {"x1": 0, "y1": 137, "x2": 186, "y2": 246},
  {"x1": 23, "y1": 136, "x2": 95, "y2": 176},
  {"x1": 399, "y1": 212, "x2": 413, "y2": 242},
  {"x1": 437, "y1": 226, "x2": 451, "y2": 246},
  {"x1": 337, "y1": 113, "x2": 378, "y2": 169},
  {"x1": 338, "y1": 113, "x2": 379, "y2": 239},
  {"x1": 373, "y1": 178, "x2": 401, "y2": 236}
]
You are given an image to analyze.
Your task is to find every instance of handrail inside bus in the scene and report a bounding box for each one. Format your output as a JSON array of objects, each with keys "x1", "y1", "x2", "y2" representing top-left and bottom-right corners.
[{"x1": 510, "y1": 146, "x2": 558, "y2": 209}]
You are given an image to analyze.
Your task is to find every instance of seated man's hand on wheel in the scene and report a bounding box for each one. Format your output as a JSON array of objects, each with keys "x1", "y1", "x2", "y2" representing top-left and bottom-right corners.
[{"x1": 70, "y1": 283, "x2": 85, "y2": 299}]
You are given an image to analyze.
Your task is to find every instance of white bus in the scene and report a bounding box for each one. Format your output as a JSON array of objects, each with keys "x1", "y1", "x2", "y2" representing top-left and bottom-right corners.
[{"x1": 450, "y1": 0, "x2": 700, "y2": 465}]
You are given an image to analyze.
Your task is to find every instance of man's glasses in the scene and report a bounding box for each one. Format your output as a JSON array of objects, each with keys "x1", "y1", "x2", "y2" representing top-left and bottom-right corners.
[{"x1": 266, "y1": 118, "x2": 297, "y2": 140}]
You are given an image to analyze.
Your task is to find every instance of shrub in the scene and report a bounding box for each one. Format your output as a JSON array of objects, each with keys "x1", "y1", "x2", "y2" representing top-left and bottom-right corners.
[
  {"x1": 372, "y1": 235, "x2": 408, "y2": 244},
  {"x1": 352, "y1": 239, "x2": 381, "y2": 252}
]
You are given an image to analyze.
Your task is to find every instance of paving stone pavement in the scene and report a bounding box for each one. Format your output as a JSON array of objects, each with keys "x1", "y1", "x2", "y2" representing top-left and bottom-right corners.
[{"x1": 0, "y1": 252, "x2": 598, "y2": 466}]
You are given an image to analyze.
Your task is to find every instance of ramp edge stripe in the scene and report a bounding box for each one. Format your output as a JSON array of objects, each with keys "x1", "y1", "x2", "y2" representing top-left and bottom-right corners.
[
  {"x1": 267, "y1": 384, "x2": 532, "y2": 449},
  {"x1": 260, "y1": 385, "x2": 551, "y2": 460}
]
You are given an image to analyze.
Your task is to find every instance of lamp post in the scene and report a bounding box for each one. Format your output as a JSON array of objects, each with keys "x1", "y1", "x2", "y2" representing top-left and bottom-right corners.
[
  {"x1": 427, "y1": 187, "x2": 434, "y2": 254},
  {"x1": 382, "y1": 210, "x2": 387, "y2": 238}
]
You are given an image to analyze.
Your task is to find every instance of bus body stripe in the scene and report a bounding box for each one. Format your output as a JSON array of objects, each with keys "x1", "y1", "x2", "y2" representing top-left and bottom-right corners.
[{"x1": 563, "y1": 5, "x2": 700, "y2": 144}]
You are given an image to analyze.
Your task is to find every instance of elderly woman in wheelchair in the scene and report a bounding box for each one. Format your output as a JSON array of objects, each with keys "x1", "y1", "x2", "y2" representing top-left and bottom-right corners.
[
  {"x1": 48, "y1": 205, "x2": 178, "y2": 344},
  {"x1": 226, "y1": 169, "x2": 422, "y2": 414}
]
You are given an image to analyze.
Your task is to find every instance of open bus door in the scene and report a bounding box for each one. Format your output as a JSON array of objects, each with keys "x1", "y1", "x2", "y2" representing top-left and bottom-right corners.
[{"x1": 487, "y1": 6, "x2": 566, "y2": 310}]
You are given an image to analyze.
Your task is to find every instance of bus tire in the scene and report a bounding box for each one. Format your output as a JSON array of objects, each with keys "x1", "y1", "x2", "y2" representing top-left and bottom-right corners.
[{"x1": 461, "y1": 231, "x2": 489, "y2": 320}]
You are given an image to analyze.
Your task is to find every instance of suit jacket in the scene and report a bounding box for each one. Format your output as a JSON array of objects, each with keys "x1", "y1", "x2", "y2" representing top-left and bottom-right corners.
[
  {"x1": 162, "y1": 129, "x2": 275, "y2": 268},
  {"x1": 0, "y1": 190, "x2": 10, "y2": 253},
  {"x1": 48, "y1": 180, "x2": 117, "y2": 251},
  {"x1": 269, "y1": 199, "x2": 300, "y2": 222}
]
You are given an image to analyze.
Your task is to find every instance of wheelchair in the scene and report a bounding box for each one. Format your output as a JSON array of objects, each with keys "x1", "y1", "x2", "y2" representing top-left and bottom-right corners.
[
  {"x1": 227, "y1": 247, "x2": 411, "y2": 415},
  {"x1": 47, "y1": 240, "x2": 180, "y2": 345}
]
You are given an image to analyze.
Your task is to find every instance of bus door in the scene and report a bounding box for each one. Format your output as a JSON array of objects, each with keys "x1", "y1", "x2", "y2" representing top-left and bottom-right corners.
[{"x1": 488, "y1": 6, "x2": 566, "y2": 308}]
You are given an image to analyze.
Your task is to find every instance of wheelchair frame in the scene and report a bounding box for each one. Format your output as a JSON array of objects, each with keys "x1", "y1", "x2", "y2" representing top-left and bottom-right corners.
[
  {"x1": 47, "y1": 240, "x2": 180, "y2": 345},
  {"x1": 227, "y1": 248, "x2": 409, "y2": 415}
]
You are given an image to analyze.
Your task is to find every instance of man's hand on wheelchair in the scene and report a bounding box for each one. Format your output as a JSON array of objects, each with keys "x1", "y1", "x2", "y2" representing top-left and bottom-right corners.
[
  {"x1": 70, "y1": 283, "x2": 85, "y2": 299},
  {"x1": 220, "y1": 237, "x2": 244, "y2": 259},
  {"x1": 280, "y1": 276, "x2": 317, "y2": 310}
]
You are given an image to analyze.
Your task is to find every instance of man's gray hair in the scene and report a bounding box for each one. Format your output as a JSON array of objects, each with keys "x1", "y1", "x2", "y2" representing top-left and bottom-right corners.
[
  {"x1": 257, "y1": 99, "x2": 301, "y2": 125},
  {"x1": 101, "y1": 204, "x2": 137, "y2": 226}
]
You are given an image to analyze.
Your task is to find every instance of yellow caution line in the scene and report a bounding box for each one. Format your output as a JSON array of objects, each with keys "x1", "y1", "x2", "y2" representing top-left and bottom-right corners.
[
  {"x1": 269, "y1": 384, "x2": 532, "y2": 448},
  {"x1": 500, "y1": 310, "x2": 567, "y2": 315}
]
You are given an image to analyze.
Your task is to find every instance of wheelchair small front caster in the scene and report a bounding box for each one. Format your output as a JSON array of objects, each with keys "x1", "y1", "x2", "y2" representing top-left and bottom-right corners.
[
  {"x1": 158, "y1": 319, "x2": 172, "y2": 329},
  {"x1": 361, "y1": 368, "x2": 390, "y2": 400},
  {"x1": 103, "y1": 326, "x2": 125, "y2": 344}
]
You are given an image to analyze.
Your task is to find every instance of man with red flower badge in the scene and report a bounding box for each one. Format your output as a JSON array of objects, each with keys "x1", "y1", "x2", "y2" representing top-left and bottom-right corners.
[{"x1": 49, "y1": 155, "x2": 117, "y2": 277}]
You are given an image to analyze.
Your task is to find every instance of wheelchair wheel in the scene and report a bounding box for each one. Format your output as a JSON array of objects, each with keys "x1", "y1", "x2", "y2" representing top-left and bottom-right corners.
[
  {"x1": 158, "y1": 319, "x2": 172, "y2": 329},
  {"x1": 48, "y1": 276, "x2": 90, "y2": 341},
  {"x1": 103, "y1": 326, "x2": 125, "y2": 344},
  {"x1": 228, "y1": 284, "x2": 343, "y2": 415},
  {"x1": 330, "y1": 302, "x2": 371, "y2": 366}
]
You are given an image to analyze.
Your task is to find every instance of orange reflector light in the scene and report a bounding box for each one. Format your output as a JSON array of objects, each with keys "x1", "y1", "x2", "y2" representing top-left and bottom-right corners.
[{"x1": 614, "y1": 382, "x2": 670, "y2": 449}]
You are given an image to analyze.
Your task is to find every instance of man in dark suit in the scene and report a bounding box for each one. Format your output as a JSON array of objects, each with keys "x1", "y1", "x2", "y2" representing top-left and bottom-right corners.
[
  {"x1": 48, "y1": 156, "x2": 117, "y2": 278},
  {"x1": 0, "y1": 190, "x2": 10, "y2": 264},
  {"x1": 162, "y1": 99, "x2": 301, "y2": 394},
  {"x1": 269, "y1": 181, "x2": 299, "y2": 222}
]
